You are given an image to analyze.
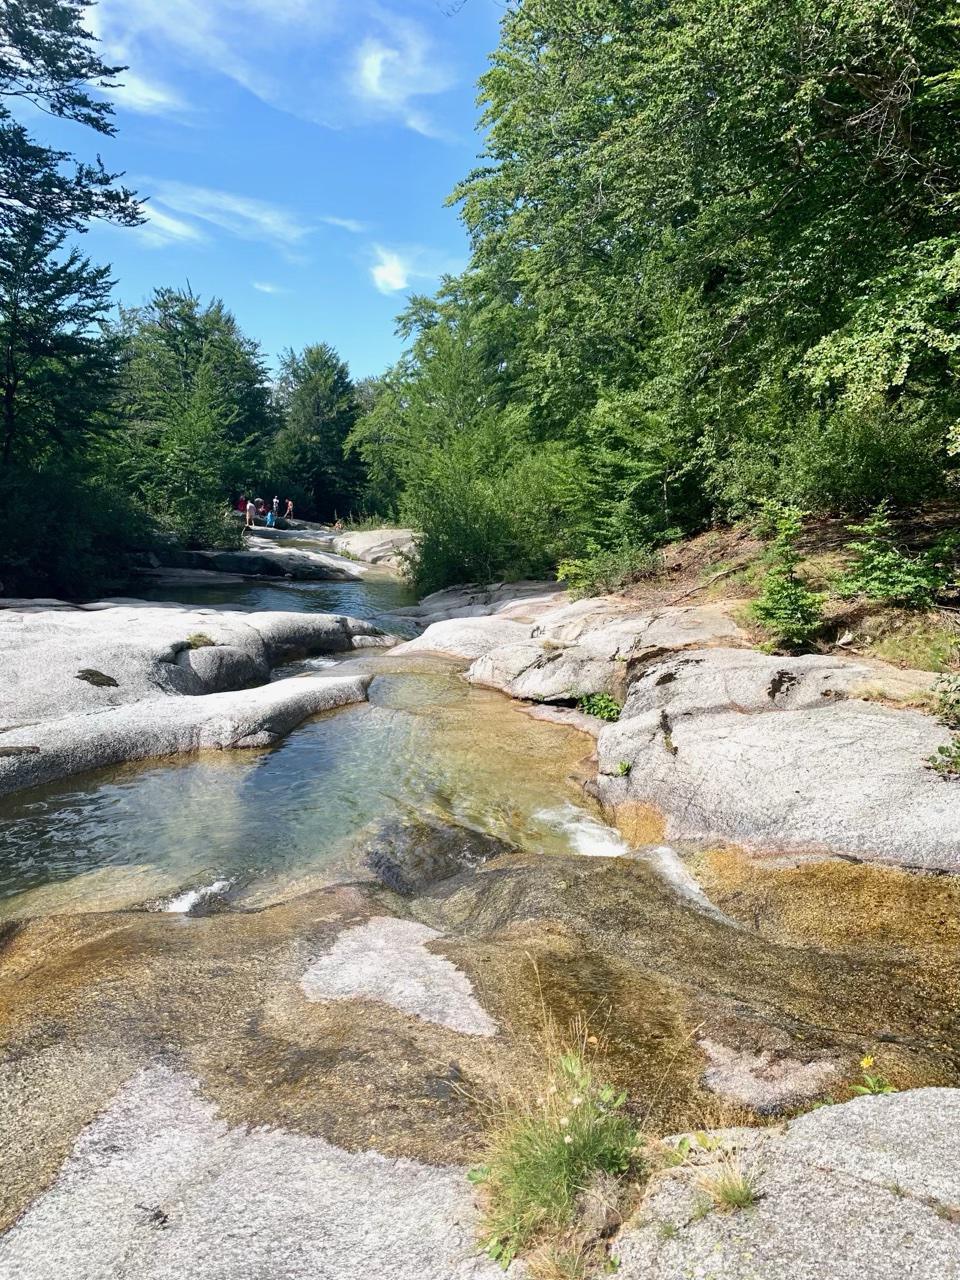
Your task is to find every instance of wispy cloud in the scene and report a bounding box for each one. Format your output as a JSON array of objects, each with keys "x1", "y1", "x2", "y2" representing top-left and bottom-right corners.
[
  {"x1": 110, "y1": 70, "x2": 191, "y2": 117},
  {"x1": 321, "y1": 215, "x2": 367, "y2": 234},
  {"x1": 90, "y1": 0, "x2": 457, "y2": 138},
  {"x1": 252, "y1": 281, "x2": 290, "y2": 295},
  {"x1": 148, "y1": 181, "x2": 309, "y2": 250},
  {"x1": 135, "y1": 205, "x2": 207, "y2": 248},
  {"x1": 352, "y1": 20, "x2": 455, "y2": 138}
]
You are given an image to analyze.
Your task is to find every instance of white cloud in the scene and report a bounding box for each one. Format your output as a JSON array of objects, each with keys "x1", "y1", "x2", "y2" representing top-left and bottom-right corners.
[
  {"x1": 252, "y1": 281, "x2": 290, "y2": 295},
  {"x1": 147, "y1": 181, "x2": 309, "y2": 250},
  {"x1": 135, "y1": 205, "x2": 207, "y2": 248},
  {"x1": 353, "y1": 22, "x2": 455, "y2": 137},
  {"x1": 89, "y1": 0, "x2": 456, "y2": 137},
  {"x1": 371, "y1": 245, "x2": 411, "y2": 294}
]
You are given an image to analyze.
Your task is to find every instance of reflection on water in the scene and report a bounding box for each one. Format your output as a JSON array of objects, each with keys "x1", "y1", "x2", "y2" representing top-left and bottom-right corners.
[
  {"x1": 0, "y1": 655, "x2": 602, "y2": 917},
  {"x1": 135, "y1": 573, "x2": 417, "y2": 627}
]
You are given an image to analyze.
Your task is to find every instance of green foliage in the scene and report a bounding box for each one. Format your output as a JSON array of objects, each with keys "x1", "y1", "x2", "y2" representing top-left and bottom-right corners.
[
  {"x1": 750, "y1": 507, "x2": 824, "y2": 650},
  {"x1": 837, "y1": 503, "x2": 947, "y2": 608},
  {"x1": 112, "y1": 288, "x2": 273, "y2": 548},
  {"x1": 616, "y1": 760, "x2": 632, "y2": 777},
  {"x1": 184, "y1": 633, "x2": 215, "y2": 650},
  {"x1": 577, "y1": 693, "x2": 622, "y2": 723},
  {"x1": 0, "y1": 461, "x2": 156, "y2": 597},
  {"x1": 349, "y1": 0, "x2": 960, "y2": 588},
  {"x1": 934, "y1": 672, "x2": 960, "y2": 728},
  {"x1": 558, "y1": 545, "x2": 660, "y2": 600},
  {"x1": 927, "y1": 735, "x2": 960, "y2": 780},
  {"x1": 474, "y1": 1048, "x2": 638, "y2": 1267}
]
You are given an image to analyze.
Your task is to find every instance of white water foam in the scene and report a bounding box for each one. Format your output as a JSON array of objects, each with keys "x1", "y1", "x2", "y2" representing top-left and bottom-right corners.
[
  {"x1": 533, "y1": 804, "x2": 632, "y2": 857},
  {"x1": 161, "y1": 878, "x2": 232, "y2": 914},
  {"x1": 533, "y1": 804, "x2": 733, "y2": 922}
]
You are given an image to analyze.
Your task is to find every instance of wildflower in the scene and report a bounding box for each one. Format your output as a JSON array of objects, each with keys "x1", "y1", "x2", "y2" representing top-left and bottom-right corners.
[
  {"x1": 571, "y1": 1095, "x2": 583, "y2": 1106},
  {"x1": 564, "y1": 1135, "x2": 573, "y2": 1145},
  {"x1": 559, "y1": 1116, "x2": 569, "y2": 1128},
  {"x1": 860, "y1": 1055, "x2": 875, "y2": 1070}
]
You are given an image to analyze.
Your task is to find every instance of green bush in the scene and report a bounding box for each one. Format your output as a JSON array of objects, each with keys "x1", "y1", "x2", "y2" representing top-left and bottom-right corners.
[
  {"x1": 837, "y1": 502, "x2": 946, "y2": 608},
  {"x1": 0, "y1": 462, "x2": 158, "y2": 599},
  {"x1": 577, "y1": 692, "x2": 622, "y2": 722},
  {"x1": 750, "y1": 506, "x2": 824, "y2": 650},
  {"x1": 934, "y1": 671, "x2": 960, "y2": 728},
  {"x1": 558, "y1": 545, "x2": 660, "y2": 599},
  {"x1": 928, "y1": 735, "x2": 960, "y2": 780}
]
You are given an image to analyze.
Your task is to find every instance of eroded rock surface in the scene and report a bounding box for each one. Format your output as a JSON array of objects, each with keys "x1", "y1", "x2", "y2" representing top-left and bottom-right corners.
[
  {"x1": 0, "y1": 1065, "x2": 499, "y2": 1280},
  {"x1": 301, "y1": 915, "x2": 497, "y2": 1036},
  {"x1": 616, "y1": 1090, "x2": 960, "y2": 1279}
]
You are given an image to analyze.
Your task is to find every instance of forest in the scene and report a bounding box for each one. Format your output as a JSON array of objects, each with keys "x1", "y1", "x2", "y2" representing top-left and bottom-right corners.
[{"x1": 3, "y1": 0, "x2": 960, "y2": 599}]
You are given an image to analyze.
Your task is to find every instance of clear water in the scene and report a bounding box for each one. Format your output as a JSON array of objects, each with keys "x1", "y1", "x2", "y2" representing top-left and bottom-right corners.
[
  {"x1": 135, "y1": 573, "x2": 417, "y2": 628},
  {"x1": 0, "y1": 575, "x2": 606, "y2": 917}
]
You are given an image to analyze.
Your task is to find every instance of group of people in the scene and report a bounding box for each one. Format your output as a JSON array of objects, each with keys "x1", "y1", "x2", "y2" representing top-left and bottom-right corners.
[{"x1": 236, "y1": 494, "x2": 294, "y2": 529}]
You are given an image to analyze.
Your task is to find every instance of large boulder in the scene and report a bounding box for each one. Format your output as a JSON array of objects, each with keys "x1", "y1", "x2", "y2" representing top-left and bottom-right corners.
[
  {"x1": 0, "y1": 602, "x2": 394, "y2": 795},
  {"x1": 394, "y1": 616, "x2": 534, "y2": 661},
  {"x1": 597, "y1": 647, "x2": 960, "y2": 871},
  {"x1": 615, "y1": 1089, "x2": 960, "y2": 1280},
  {"x1": 0, "y1": 673, "x2": 372, "y2": 795}
]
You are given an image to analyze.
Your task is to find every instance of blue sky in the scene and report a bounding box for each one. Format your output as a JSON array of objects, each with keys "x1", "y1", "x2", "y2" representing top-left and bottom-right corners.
[{"x1": 43, "y1": 0, "x2": 505, "y2": 378}]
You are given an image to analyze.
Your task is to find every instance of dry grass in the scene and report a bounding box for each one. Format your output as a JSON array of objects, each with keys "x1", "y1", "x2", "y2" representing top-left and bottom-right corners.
[{"x1": 696, "y1": 1150, "x2": 761, "y2": 1212}]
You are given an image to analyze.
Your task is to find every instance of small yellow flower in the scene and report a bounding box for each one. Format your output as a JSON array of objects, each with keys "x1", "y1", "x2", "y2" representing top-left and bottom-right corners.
[{"x1": 861, "y1": 1055, "x2": 875, "y2": 1071}]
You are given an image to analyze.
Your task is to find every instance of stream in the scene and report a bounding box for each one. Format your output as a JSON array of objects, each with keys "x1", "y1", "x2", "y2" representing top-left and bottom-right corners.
[{"x1": 0, "y1": 572, "x2": 626, "y2": 918}]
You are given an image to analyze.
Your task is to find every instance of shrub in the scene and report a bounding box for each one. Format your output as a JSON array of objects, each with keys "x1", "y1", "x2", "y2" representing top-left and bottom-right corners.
[
  {"x1": 558, "y1": 545, "x2": 660, "y2": 599},
  {"x1": 750, "y1": 506, "x2": 824, "y2": 650},
  {"x1": 473, "y1": 1045, "x2": 639, "y2": 1267},
  {"x1": 927, "y1": 735, "x2": 960, "y2": 780},
  {"x1": 837, "y1": 502, "x2": 946, "y2": 608},
  {"x1": 934, "y1": 672, "x2": 960, "y2": 728},
  {"x1": 577, "y1": 693, "x2": 622, "y2": 722}
]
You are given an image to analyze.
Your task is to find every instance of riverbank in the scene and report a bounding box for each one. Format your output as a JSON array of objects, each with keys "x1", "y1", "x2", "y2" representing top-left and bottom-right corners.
[{"x1": 0, "y1": 539, "x2": 958, "y2": 1277}]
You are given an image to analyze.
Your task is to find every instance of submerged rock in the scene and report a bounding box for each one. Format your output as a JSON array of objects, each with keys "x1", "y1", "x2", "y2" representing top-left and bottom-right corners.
[
  {"x1": 358, "y1": 816, "x2": 516, "y2": 895},
  {"x1": 615, "y1": 1090, "x2": 960, "y2": 1279}
]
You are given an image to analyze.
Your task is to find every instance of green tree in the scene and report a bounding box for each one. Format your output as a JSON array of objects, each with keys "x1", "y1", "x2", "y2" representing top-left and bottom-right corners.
[
  {"x1": 0, "y1": 0, "x2": 141, "y2": 232},
  {"x1": 268, "y1": 342, "x2": 363, "y2": 520},
  {"x1": 114, "y1": 288, "x2": 274, "y2": 545},
  {"x1": 0, "y1": 214, "x2": 116, "y2": 466}
]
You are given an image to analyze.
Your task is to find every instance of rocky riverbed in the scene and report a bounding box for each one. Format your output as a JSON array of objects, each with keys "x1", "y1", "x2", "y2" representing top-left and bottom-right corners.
[{"x1": 0, "y1": 551, "x2": 958, "y2": 1277}]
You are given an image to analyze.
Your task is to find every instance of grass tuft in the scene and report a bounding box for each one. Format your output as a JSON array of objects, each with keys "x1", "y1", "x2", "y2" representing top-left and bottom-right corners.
[
  {"x1": 697, "y1": 1152, "x2": 760, "y2": 1212},
  {"x1": 184, "y1": 632, "x2": 216, "y2": 649},
  {"x1": 472, "y1": 1021, "x2": 642, "y2": 1269}
]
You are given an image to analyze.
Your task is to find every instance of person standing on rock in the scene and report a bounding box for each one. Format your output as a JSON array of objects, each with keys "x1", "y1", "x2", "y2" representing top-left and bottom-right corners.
[
  {"x1": 284, "y1": 498, "x2": 294, "y2": 519},
  {"x1": 245, "y1": 499, "x2": 256, "y2": 529}
]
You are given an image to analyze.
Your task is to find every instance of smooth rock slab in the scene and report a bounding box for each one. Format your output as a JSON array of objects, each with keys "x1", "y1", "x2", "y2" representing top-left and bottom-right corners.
[
  {"x1": 301, "y1": 916, "x2": 497, "y2": 1036},
  {"x1": 0, "y1": 1065, "x2": 500, "y2": 1280},
  {"x1": 598, "y1": 697, "x2": 960, "y2": 871},
  {"x1": 615, "y1": 1090, "x2": 960, "y2": 1280},
  {"x1": 0, "y1": 673, "x2": 371, "y2": 796}
]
